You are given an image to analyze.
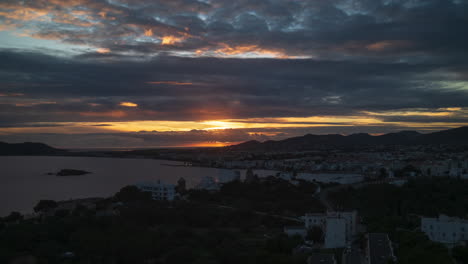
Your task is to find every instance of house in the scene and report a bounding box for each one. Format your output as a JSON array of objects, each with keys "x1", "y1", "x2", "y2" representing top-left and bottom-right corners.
[
  {"x1": 366, "y1": 233, "x2": 396, "y2": 264},
  {"x1": 421, "y1": 215, "x2": 468, "y2": 244},
  {"x1": 304, "y1": 211, "x2": 358, "y2": 248},
  {"x1": 307, "y1": 253, "x2": 337, "y2": 264},
  {"x1": 304, "y1": 213, "x2": 327, "y2": 229},
  {"x1": 136, "y1": 180, "x2": 176, "y2": 201},
  {"x1": 324, "y1": 217, "x2": 347, "y2": 248}
]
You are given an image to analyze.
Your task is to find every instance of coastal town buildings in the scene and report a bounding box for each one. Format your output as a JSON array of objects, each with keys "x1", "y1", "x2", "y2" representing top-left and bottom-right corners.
[
  {"x1": 421, "y1": 215, "x2": 468, "y2": 244},
  {"x1": 136, "y1": 180, "x2": 176, "y2": 201},
  {"x1": 303, "y1": 211, "x2": 358, "y2": 248}
]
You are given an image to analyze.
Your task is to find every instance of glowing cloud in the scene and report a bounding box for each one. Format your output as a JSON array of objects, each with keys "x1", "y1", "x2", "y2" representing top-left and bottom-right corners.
[
  {"x1": 366, "y1": 40, "x2": 412, "y2": 52},
  {"x1": 207, "y1": 43, "x2": 306, "y2": 59},
  {"x1": 362, "y1": 110, "x2": 454, "y2": 117},
  {"x1": 119, "y1": 102, "x2": 138, "y2": 107},
  {"x1": 96, "y1": 48, "x2": 111, "y2": 54},
  {"x1": 80, "y1": 110, "x2": 127, "y2": 118},
  {"x1": 441, "y1": 107, "x2": 462, "y2": 111},
  {"x1": 144, "y1": 28, "x2": 153, "y2": 36},
  {"x1": 161, "y1": 35, "x2": 184, "y2": 45}
]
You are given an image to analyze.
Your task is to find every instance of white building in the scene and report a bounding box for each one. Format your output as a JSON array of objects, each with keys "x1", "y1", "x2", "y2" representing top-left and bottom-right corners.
[
  {"x1": 136, "y1": 180, "x2": 176, "y2": 201},
  {"x1": 421, "y1": 215, "x2": 468, "y2": 244},
  {"x1": 324, "y1": 217, "x2": 347, "y2": 248},
  {"x1": 304, "y1": 213, "x2": 327, "y2": 229},
  {"x1": 303, "y1": 211, "x2": 358, "y2": 248}
]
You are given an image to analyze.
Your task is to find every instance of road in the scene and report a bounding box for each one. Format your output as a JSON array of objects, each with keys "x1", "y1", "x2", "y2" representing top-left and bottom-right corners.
[{"x1": 343, "y1": 246, "x2": 364, "y2": 264}]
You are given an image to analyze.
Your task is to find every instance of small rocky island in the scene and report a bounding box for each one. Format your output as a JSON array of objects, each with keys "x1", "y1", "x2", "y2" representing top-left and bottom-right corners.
[{"x1": 47, "y1": 169, "x2": 91, "y2": 176}]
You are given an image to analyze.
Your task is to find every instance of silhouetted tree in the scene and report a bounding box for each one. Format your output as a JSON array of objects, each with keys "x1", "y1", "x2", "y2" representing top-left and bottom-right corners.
[
  {"x1": 34, "y1": 200, "x2": 58, "y2": 213},
  {"x1": 307, "y1": 226, "x2": 324, "y2": 244},
  {"x1": 114, "y1": 185, "x2": 152, "y2": 202}
]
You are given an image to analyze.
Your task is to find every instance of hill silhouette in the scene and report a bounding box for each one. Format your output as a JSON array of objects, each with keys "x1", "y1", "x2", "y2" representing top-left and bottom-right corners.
[{"x1": 228, "y1": 127, "x2": 468, "y2": 151}]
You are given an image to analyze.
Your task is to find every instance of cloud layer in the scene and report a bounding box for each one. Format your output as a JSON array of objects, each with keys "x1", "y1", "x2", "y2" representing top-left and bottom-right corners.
[{"x1": 1, "y1": 0, "x2": 468, "y2": 147}]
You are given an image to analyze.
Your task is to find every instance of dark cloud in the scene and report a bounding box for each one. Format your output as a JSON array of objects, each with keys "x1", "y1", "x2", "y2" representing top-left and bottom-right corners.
[
  {"x1": 1, "y1": 0, "x2": 467, "y2": 59},
  {"x1": 1, "y1": 49, "x2": 467, "y2": 125},
  {"x1": 0, "y1": 0, "x2": 468, "y2": 147}
]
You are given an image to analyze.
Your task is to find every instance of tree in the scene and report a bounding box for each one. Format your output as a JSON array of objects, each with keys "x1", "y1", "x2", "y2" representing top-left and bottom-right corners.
[
  {"x1": 453, "y1": 245, "x2": 468, "y2": 264},
  {"x1": 114, "y1": 185, "x2": 152, "y2": 202},
  {"x1": 306, "y1": 226, "x2": 324, "y2": 244},
  {"x1": 34, "y1": 200, "x2": 58, "y2": 213},
  {"x1": 4, "y1": 212, "x2": 23, "y2": 222}
]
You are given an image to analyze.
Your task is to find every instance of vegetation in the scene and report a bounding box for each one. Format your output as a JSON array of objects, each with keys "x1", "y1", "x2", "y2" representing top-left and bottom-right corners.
[
  {"x1": 328, "y1": 177, "x2": 468, "y2": 264},
  {"x1": 34, "y1": 200, "x2": 58, "y2": 213},
  {"x1": 3, "y1": 177, "x2": 467, "y2": 264},
  {"x1": 329, "y1": 177, "x2": 468, "y2": 224},
  {"x1": 0, "y1": 186, "x2": 304, "y2": 264},
  {"x1": 189, "y1": 177, "x2": 324, "y2": 217},
  {"x1": 394, "y1": 231, "x2": 452, "y2": 264},
  {"x1": 453, "y1": 245, "x2": 468, "y2": 264}
]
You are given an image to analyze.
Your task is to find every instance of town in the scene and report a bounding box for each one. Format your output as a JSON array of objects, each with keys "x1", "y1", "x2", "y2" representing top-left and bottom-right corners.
[{"x1": 2, "y1": 142, "x2": 468, "y2": 264}]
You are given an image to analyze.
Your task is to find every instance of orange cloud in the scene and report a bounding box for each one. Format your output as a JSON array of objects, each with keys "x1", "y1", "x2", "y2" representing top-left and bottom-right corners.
[
  {"x1": 119, "y1": 102, "x2": 138, "y2": 107},
  {"x1": 440, "y1": 107, "x2": 462, "y2": 111},
  {"x1": 144, "y1": 28, "x2": 153, "y2": 36},
  {"x1": 79, "y1": 111, "x2": 127, "y2": 118},
  {"x1": 161, "y1": 35, "x2": 185, "y2": 45},
  {"x1": 366, "y1": 40, "x2": 412, "y2": 52},
  {"x1": 362, "y1": 110, "x2": 454, "y2": 117},
  {"x1": 96, "y1": 48, "x2": 111, "y2": 54},
  {"x1": 209, "y1": 43, "x2": 302, "y2": 59},
  {"x1": 0, "y1": 8, "x2": 48, "y2": 21},
  {"x1": 180, "y1": 141, "x2": 239, "y2": 147}
]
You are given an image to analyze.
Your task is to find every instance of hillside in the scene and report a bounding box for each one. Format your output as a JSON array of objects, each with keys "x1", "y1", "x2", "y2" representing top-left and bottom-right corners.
[
  {"x1": 227, "y1": 127, "x2": 468, "y2": 151},
  {"x1": 0, "y1": 142, "x2": 66, "y2": 156}
]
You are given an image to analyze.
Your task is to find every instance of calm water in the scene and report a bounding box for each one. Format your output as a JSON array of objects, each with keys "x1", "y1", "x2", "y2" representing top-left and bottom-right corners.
[{"x1": 0, "y1": 156, "x2": 275, "y2": 216}]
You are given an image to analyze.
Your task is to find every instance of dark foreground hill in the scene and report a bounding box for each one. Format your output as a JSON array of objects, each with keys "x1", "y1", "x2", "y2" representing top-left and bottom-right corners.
[
  {"x1": 228, "y1": 126, "x2": 468, "y2": 151},
  {"x1": 0, "y1": 142, "x2": 65, "y2": 156}
]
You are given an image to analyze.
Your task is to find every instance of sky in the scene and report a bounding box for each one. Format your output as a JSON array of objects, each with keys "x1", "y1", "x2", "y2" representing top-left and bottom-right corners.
[{"x1": 0, "y1": 0, "x2": 468, "y2": 148}]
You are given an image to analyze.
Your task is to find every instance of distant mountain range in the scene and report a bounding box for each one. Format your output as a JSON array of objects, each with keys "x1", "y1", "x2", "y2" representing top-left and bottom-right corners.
[
  {"x1": 0, "y1": 142, "x2": 65, "y2": 156},
  {"x1": 227, "y1": 126, "x2": 468, "y2": 151},
  {"x1": 1, "y1": 126, "x2": 467, "y2": 155}
]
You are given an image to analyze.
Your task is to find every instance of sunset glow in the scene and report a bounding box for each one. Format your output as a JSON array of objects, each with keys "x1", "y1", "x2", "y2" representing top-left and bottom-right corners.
[
  {"x1": 119, "y1": 102, "x2": 138, "y2": 107},
  {"x1": 0, "y1": 0, "x2": 467, "y2": 148}
]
